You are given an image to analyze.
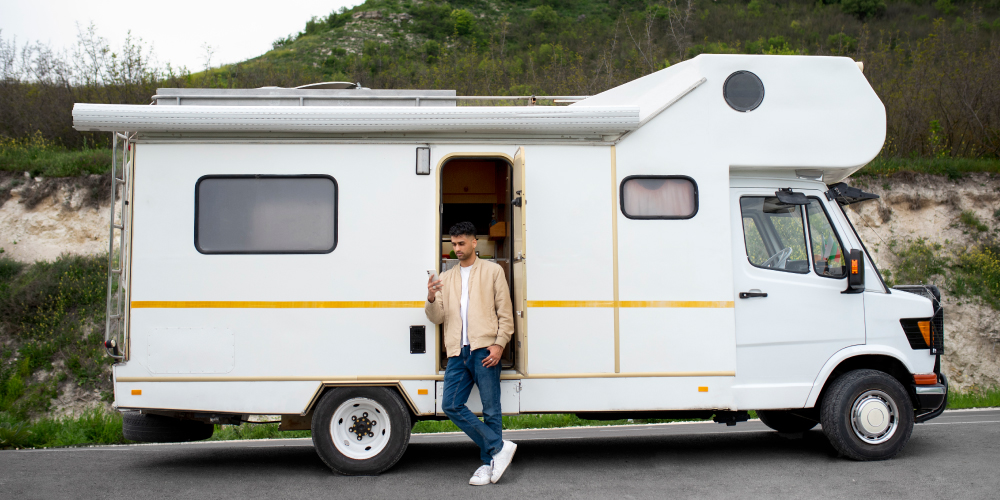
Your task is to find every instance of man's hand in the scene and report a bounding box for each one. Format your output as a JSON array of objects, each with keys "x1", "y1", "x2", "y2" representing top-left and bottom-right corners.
[
  {"x1": 427, "y1": 275, "x2": 442, "y2": 303},
  {"x1": 482, "y1": 344, "x2": 503, "y2": 368}
]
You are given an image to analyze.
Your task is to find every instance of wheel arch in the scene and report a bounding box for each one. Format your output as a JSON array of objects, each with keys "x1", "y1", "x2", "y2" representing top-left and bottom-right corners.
[
  {"x1": 302, "y1": 382, "x2": 423, "y2": 419},
  {"x1": 806, "y1": 345, "x2": 915, "y2": 408}
]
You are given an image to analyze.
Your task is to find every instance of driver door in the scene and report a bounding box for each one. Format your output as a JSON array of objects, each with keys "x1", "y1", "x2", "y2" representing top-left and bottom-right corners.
[{"x1": 730, "y1": 187, "x2": 865, "y2": 409}]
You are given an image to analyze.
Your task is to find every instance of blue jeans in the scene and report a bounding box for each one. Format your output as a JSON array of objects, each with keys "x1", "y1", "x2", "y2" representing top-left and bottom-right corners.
[{"x1": 442, "y1": 345, "x2": 503, "y2": 465}]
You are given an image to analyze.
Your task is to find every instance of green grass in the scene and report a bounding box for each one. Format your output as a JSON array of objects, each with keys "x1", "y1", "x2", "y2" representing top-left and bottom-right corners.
[
  {"x1": 947, "y1": 386, "x2": 1000, "y2": 409},
  {"x1": 0, "y1": 135, "x2": 111, "y2": 177},
  {"x1": 856, "y1": 157, "x2": 1000, "y2": 179},
  {"x1": 0, "y1": 390, "x2": 995, "y2": 450},
  {"x1": 209, "y1": 423, "x2": 311, "y2": 441},
  {"x1": 0, "y1": 409, "x2": 125, "y2": 449},
  {"x1": 0, "y1": 254, "x2": 111, "y2": 422}
]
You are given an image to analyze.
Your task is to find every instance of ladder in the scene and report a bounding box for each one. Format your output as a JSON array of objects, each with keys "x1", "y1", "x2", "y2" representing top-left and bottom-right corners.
[{"x1": 104, "y1": 132, "x2": 135, "y2": 360}]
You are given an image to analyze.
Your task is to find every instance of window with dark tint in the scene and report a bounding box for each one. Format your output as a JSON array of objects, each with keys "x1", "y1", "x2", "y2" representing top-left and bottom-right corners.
[
  {"x1": 621, "y1": 176, "x2": 697, "y2": 219},
  {"x1": 196, "y1": 176, "x2": 337, "y2": 254},
  {"x1": 806, "y1": 199, "x2": 847, "y2": 278},
  {"x1": 739, "y1": 197, "x2": 809, "y2": 273}
]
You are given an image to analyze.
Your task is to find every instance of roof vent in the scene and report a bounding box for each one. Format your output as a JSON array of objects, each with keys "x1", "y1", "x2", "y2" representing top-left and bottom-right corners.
[
  {"x1": 295, "y1": 82, "x2": 367, "y2": 90},
  {"x1": 723, "y1": 71, "x2": 764, "y2": 112}
]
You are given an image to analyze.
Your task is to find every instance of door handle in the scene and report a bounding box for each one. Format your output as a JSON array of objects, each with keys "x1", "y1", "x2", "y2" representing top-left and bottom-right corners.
[{"x1": 739, "y1": 291, "x2": 768, "y2": 299}]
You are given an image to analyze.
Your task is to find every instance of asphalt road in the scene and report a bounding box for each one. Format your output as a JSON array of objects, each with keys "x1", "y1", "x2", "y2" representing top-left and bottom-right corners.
[{"x1": 2, "y1": 409, "x2": 998, "y2": 499}]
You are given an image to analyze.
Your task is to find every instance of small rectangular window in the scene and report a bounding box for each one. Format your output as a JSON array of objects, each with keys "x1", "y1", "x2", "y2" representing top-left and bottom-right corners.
[
  {"x1": 195, "y1": 175, "x2": 337, "y2": 254},
  {"x1": 620, "y1": 176, "x2": 698, "y2": 219}
]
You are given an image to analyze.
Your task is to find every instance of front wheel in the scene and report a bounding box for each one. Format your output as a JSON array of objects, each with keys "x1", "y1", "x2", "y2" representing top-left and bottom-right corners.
[
  {"x1": 311, "y1": 387, "x2": 412, "y2": 475},
  {"x1": 820, "y1": 369, "x2": 914, "y2": 461}
]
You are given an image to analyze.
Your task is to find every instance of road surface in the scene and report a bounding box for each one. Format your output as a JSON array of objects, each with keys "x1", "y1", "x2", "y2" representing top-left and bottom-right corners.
[{"x1": 2, "y1": 409, "x2": 997, "y2": 499}]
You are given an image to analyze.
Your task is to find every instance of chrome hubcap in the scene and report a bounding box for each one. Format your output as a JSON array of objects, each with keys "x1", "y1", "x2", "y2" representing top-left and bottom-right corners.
[{"x1": 850, "y1": 389, "x2": 898, "y2": 445}]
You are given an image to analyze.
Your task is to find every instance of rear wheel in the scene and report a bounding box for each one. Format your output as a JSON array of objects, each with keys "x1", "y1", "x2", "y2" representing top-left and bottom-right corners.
[
  {"x1": 121, "y1": 412, "x2": 214, "y2": 443},
  {"x1": 820, "y1": 369, "x2": 914, "y2": 461},
  {"x1": 757, "y1": 410, "x2": 818, "y2": 433},
  {"x1": 311, "y1": 387, "x2": 411, "y2": 475}
]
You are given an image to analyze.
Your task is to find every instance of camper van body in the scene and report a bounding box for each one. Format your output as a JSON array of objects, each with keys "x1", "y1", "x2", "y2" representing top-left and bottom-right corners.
[{"x1": 74, "y1": 54, "x2": 946, "y2": 472}]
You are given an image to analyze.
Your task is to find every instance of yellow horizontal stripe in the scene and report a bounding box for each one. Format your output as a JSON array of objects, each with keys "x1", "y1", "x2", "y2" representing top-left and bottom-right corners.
[
  {"x1": 619, "y1": 300, "x2": 735, "y2": 308},
  {"x1": 527, "y1": 300, "x2": 734, "y2": 308},
  {"x1": 115, "y1": 371, "x2": 735, "y2": 383},
  {"x1": 132, "y1": 300, "x2": 732, "y2": 309},
  {"x1": 131, "y1": 301, "x2": 425, "y2": 309},
  {"x1": 526, "y1": 300, "x2": 616, "y2": 308}
]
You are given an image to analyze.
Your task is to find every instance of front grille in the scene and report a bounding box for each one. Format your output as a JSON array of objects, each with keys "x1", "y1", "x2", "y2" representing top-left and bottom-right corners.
[{"x1": 894, "y1": 285, "x2": 944, "y2": 354}]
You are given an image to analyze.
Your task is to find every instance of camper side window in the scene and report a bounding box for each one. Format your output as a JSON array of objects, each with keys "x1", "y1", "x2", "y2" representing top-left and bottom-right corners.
[
  {"x1": 620, "y1": 176, "x2": 698, "y2": 219},
  {"x1": 739, "y1": 197, "x2": 809, "y2": 274},
  {"x1": 195, "y1": 175, "x2": 338, "y2": 254}
]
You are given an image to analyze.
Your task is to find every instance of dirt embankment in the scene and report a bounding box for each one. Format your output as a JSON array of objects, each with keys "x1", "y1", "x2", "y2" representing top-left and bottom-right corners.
[
  {"x1": 1, "y1": 173, "x2": 997, "y2": 416},
  {"x1": 0, "y1": 173, "x2": 112, "y2": 262},
  {"x1": 846, "y1": 172, "x2": 1000, "y2": 391}
]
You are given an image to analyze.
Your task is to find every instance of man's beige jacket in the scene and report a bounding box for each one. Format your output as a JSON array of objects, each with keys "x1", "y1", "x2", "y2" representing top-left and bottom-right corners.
[{"x1": 425, "y1": 258, "x2": 515, "y2": 358}]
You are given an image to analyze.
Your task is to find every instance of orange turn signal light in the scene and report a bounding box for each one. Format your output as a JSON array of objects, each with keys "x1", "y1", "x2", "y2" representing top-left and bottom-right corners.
[
  {"x1": 698, "y1": 386, "x2": 708, "y2": 392},
  {"x1": 917, "y1": 320, "x2": 931, "y2": 346},
  {"x1": 417, "y1": 389, "x2": 429, "y2": 395},
  {"x1": 913, "y1": 373, "x2": 938, "y2": 385},
  {"x1": 131, "y1": 389, "x2": 142, "y2": 395}
]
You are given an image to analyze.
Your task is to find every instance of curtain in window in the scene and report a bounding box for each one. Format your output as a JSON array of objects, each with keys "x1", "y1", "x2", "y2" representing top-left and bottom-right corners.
[{"x1": 622, "y1": 178, "x2": 695, "y2": 217}]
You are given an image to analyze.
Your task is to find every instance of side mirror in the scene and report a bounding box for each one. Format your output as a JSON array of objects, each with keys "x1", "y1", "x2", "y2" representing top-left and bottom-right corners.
[{"x1": 843, "y1": 249, "x2": 865, "y2": 294}]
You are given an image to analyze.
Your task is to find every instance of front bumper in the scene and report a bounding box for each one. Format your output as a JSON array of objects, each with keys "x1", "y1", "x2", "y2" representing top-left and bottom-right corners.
[
  {"x1": 913, "y1": 373, "x2": 948, "y2": 423},
  {"x1": 914, "y1": 384, "x2": 947, "y2": 410}
]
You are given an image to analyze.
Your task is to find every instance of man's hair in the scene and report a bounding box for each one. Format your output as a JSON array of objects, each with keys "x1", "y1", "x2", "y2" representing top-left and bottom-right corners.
[{"x1": 449, "y1": 221, "x2": 477, "y2": 238}]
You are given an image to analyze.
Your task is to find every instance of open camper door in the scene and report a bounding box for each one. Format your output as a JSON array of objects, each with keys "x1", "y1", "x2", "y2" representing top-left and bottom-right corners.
[{"x1": 512, "y1": 147, "x2": 528, "y2": 374}]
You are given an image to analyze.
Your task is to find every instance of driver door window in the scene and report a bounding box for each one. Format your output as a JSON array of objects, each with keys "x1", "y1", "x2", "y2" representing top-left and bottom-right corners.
[
  {"x1": 806, "y1": 199, "x2": 847, "y2": 278},
  {"x1": 739, "y1": 197, "x2": 809, "y2": 274}
]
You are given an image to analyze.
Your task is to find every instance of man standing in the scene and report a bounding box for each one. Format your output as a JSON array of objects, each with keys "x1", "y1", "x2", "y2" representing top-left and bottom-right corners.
[{"x1": 426, "y1": 221, "x2": 517, "y2": 485}]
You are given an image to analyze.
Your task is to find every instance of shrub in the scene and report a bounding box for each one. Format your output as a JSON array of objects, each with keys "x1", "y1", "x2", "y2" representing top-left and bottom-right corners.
[
  {"x1": 531, "y1": 5, "x2": 560, "y2": 28},
  {"x1": 451, "y1": 9, "x2": 478, "y2": 38},
  {"x1": 885, "y1": 238, "x2": 947, "y2": 287},
  {"x1": 828, "y1": 33, "x2": 858, "y2": 54},
  {"x1": 959, "y1": 210, "x2": 989, "y2": 232},
  {"x1": 952, "y1": 246, "x2": 1000, "y2": 308},
  {"x1": 841, "y1": 0, "x2": 886, "y2": 19}
]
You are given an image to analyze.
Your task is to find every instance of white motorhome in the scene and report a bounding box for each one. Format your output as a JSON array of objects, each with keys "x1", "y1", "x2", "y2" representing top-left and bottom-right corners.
[{"x1": 74, "y1": 54, "x2": 946, "y2": 474}]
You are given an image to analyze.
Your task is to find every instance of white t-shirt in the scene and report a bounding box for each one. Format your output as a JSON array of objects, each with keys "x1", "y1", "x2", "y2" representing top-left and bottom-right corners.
[{"x1": 460, "y1": 265, "x2": 471, "y2": 346}]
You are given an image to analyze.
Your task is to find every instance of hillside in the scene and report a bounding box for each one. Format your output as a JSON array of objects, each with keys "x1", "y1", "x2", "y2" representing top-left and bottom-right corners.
[{"x1": 129, "y1": 0, "x2": 1000, "y2": 160}]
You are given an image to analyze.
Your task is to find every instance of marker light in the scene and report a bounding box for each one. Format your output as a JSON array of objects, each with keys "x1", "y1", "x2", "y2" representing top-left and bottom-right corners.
[
  {"x1": 917, "y1": 320, "x2": 931, "y2": 346},
  {"x1": 913, "y1": 374, "x2": 938, "y2": 385},
  {"x1": 417, "y1": 389, "x2": 429, "y2": 395}
]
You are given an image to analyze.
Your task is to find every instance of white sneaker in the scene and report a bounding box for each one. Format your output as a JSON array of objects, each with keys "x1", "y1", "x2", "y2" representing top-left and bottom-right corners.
[
  {"x1": 469, "y1": 465, "x2": 493, "y2": 486},
  {"x1": 490, "y1": 440, "x2": 517, "y2": 483}
]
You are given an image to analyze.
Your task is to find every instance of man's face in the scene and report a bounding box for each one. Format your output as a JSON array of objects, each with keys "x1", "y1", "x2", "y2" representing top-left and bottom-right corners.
[{"x1": 450, "y1": 234, "x2": 478, "y2": 261}]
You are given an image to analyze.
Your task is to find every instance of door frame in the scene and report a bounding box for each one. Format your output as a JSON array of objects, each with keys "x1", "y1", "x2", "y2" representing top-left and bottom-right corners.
[{"x1": 433, "y1": 151, "x2": 524, "y2": 375}]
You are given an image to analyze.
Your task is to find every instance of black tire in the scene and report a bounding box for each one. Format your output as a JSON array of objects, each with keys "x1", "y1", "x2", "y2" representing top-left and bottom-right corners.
[
  {"x1": 757, "y1": 410, "x2": 818, "y2": 433},
  {"x1": 820, "y1": 369, "x2": 914, "y2": 461},
  {"x1": 311, "y1": 387, "x2": 412, "y2": 475},
  {"x1": 122, "y1": 412, "x2": 214, "y2": 443}
]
